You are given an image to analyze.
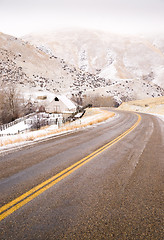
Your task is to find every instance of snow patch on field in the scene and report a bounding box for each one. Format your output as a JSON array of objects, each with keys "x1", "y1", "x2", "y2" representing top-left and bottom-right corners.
[
  {"x1": 0, "y1": 121, "x2": 30, "y2": 134},
  {"x1": 99, "y1": 63, "x2": 117, "y2": 80}
]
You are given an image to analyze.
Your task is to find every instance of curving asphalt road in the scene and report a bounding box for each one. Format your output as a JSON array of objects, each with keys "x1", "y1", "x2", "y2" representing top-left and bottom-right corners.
[{"x1": 0, "y1": 110, "x2": 164, "y2": 239}]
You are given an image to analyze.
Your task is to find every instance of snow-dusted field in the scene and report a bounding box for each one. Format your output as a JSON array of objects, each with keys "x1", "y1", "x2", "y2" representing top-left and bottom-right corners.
[
  {"x1": 0, "y1": 109, "x2": 115, "y2": 150},
  {"x1": 0, "y1": 121, "x2": 29, "y2": 135}
]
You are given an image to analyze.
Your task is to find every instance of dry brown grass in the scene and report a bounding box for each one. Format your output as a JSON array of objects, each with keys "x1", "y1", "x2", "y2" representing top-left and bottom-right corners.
[
  {"x1": 119, "y1": 96, "x2": 164, "y2": 115},
  {"x1": 123, "y1": 96, "x2": 164, "y2": 106},
  {"x1": 0, "y1": 136, "x2": 24, "y2": 147}
]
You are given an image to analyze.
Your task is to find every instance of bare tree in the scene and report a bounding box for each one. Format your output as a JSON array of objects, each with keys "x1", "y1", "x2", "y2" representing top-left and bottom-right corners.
[
  {"x1": 0, "y1": 88, "x2": 5, "y2": 124},
  {"x1": 0, "y1": 84, "x2": 26, "y2": 124},
  {"x1": 6, "y1": 86, "x2": 20, "y2": 120}
]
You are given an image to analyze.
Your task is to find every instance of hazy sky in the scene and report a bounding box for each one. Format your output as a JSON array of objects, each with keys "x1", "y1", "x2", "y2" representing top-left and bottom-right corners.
[{"x1": 0, "y1": 0, "x2": 164, "y2": 36}]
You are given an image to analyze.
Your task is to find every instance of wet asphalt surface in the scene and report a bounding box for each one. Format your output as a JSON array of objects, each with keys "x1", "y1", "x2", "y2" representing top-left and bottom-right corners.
[{"x1": 0, "y1": 110, "x2": 164, "y2": 239}]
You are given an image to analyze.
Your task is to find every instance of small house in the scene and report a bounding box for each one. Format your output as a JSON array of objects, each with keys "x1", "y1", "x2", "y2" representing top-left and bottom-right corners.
[{"x1": 45, "y1": 95, "x2": 76, "y2": 114}]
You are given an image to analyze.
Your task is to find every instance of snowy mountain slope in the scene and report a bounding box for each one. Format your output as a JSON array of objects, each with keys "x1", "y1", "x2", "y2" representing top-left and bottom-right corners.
[
  {"x1": 23, "y1": 29, "x2": 164, "y2": 89},
  {"x1": 0, "y1": 32, "x2": 76, "y2": 93},
  {"x1": 0, "y1": 32, "x2": 109, "y2": 97},
  {"x1": 0, "y1": 30, "x2": 163, "y2": 106}
]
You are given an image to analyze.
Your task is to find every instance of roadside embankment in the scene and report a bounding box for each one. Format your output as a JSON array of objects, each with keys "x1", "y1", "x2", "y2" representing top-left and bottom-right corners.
[
  {"x1": 118, "y1": 96, "x2": 164, "y2": 115},
  {"x1": 0, "y1": 108, "x2": 114, "y2": 148}
]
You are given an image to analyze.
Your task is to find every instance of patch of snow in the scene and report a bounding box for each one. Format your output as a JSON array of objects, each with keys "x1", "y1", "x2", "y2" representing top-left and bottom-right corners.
[
  {"x1": 78, "y1": 48, "x2": 88, "y2": 72},
  {"x1": 153, "y1": 66, "x2": 164, "y2": 88},
  {"x1": 151, "y1": 113, "x2": 164, "y2": 122},
  {"x1": 106, "y1": 49, "x2": 115, "y2": 66},
  {"x1": 0, "y1": 121, "x2": 30, "y2": 134},
  {"x1": 91, "y1": 56, "x2": 98, "y2": 65},
  {"x1": 37, "y1": 45, "x2": 55, "y2": 56},
  {"x1": 99, "y1": 62, "x2": 118, "y2": 80}
]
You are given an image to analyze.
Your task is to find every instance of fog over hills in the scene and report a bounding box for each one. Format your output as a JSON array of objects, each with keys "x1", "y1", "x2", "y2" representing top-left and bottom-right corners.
[{"x1": 0, "y1": 29, "x2": 164, "y2": 104}]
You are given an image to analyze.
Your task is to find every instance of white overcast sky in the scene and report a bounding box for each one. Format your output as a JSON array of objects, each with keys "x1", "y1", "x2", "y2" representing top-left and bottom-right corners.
[{"x1": 0, "y1": 0, "x2": 164, "y2": 37}]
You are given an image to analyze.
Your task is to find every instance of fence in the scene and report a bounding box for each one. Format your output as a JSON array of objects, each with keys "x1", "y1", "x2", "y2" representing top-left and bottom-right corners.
[
  {"x1": 0, "y1": 113, "x2": 36, "y2": 131},
  {"x1": 0, "y1": 112, "x2": 63, "y2": 137}
]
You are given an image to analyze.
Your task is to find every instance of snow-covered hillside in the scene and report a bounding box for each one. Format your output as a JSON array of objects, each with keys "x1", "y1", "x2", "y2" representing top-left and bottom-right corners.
[
  {"x1": 0, "y1": 32, "x2": 76, "y2": 94},
  {"x1": 23, "y1": 29, "x2": 164, "y2": 89},
  {"x1": 0, "y1": 30, "x2": 164, "y2": 106},
  {"x1": 0, "y1": 32, "x2": 109, "y2": 98}
]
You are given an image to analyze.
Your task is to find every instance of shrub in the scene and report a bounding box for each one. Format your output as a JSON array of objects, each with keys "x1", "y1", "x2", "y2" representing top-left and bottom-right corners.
[{"x1": 82, "y1": 94, "x2": 116, "y2": 107}]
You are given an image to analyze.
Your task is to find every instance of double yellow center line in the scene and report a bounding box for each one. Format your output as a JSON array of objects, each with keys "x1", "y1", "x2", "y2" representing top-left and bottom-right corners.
[{"x1": 0, "y1": 113, "x2": 141, "y2": 221}]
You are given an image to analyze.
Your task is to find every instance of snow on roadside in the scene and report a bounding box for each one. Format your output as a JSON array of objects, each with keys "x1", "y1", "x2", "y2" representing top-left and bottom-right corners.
[
  {"x1": 0, "y1": 109, "x2": 115, "y2": 150},
  {"x1": 0, "y1": 121, "x2": 30, "y2": 134},
  {"x1": 150, "y1": 113, "x2": 164, "y2": 122}
]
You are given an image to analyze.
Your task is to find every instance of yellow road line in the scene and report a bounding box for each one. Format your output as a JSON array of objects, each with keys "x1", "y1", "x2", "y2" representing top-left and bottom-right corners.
[{"x1": 0, "y1": 113, "x2": 141, "y2": 221}]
